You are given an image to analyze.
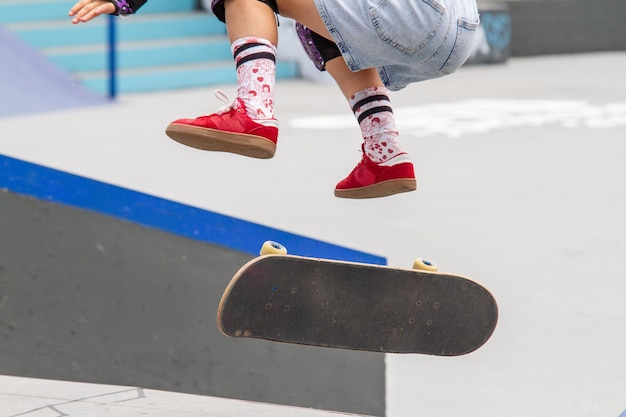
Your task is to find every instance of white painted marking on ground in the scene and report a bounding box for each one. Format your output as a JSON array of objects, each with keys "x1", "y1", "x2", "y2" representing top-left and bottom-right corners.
[{"x1": 290, "y1": 100, "x2": 626, "y2": 138}]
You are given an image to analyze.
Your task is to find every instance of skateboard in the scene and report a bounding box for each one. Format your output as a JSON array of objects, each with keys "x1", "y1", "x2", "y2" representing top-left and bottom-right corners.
[{"x1": 217, "y1": 241, "x2": 498, "y2": 355}]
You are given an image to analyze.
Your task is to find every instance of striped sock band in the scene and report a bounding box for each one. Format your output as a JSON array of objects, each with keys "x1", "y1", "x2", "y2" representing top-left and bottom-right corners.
[{"x1": 351, "y1": 93, "x2": 393, "y2": 124}]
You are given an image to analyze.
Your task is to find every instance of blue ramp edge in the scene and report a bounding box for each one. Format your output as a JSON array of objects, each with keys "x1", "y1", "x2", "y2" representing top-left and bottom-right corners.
[{"x1": 0, "y1": 154, "x2": 386, "y2": 265}]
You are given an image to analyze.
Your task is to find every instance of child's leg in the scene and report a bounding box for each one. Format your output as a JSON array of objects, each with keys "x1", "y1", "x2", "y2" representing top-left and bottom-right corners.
[
  {"x1": 224, "y1": 0, "x2": 277, "y2": 43},
  {"x1": 225, "y1": 0, "x2": 278, "y2": 119},
  {"x1": 327, "y1": 60, "x2": 416, "y2": 199},
  {"x1": 165, "y1": 0, "x2": 280, "y2": 159},
  {"x1": 278, "y1": 0, "x2": 416, "y2": 198},
  {"x1": 326, "y1": 61, "x2": 404, "y2": 161}
]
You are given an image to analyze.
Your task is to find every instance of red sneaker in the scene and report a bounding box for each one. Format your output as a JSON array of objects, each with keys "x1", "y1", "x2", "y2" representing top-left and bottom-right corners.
[
  {"x1": 165, "y1": 91, "x2": 278, "y2": 159},
  {"x1": 335, "y1": 146, "x2": 417, "y2": 199}
]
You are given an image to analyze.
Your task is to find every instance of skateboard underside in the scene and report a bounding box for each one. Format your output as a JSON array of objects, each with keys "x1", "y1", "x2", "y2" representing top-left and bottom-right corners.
[{"x1": 218, "y1": 255, "x2": 498, "y2": 355}]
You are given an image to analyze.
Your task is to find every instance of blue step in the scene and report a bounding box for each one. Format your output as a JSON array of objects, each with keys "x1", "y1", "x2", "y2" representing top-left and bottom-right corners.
[
  {"x1": 0, "y1": 0, "x2": 301, "y2": 95},
  {"x1": 80, "y1": 61, "x2": 300, "y2": 95},
  {"x1": 44, "y1": 37, "x2": 234, "y2": 72},
  {"x1": 0, "y1": 0, "x2": 198, "y2": 23},
  {"x1": 7, "y1": 13, "x2": 226, "y2": 48}
]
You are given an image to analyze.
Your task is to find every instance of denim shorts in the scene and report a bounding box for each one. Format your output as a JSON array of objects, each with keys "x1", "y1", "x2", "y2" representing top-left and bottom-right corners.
[{"x1": 313, "y1": 0, "x2": 480, "y2": 90}]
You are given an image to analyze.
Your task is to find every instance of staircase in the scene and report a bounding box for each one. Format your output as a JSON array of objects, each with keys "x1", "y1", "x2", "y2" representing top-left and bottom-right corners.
[{"x1": 0, "y1": 0, "x2": 299, "y2": 95}]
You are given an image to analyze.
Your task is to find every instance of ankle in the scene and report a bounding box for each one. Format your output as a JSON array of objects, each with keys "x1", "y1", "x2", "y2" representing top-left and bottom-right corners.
[{"x1": 363, "y1": 140, "x2": 406, "y2": 164}]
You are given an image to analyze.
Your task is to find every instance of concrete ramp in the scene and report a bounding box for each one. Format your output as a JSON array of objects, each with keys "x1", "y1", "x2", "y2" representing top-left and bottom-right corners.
[
  {"x1": 0, "y1": 25, "x2": 107, "y2": 117},
  {"x1": 0, "y1": 155, "x2": 385, "y2": 416},
  {"x1": 0, "y1": 375, "x2": 373, "y2": 417}
]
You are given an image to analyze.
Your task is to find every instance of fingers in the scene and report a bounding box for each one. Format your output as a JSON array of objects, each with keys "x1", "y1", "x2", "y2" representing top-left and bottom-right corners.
[
  {"x1": 68, "y1": 0, "x2": 90, "y2": 17},
  {"x1": 68, "y1": 0, "x2": 116, "y2": 24}
]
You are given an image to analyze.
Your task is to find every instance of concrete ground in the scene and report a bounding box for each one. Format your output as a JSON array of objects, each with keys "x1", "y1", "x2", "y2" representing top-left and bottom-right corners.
[
  {"x1": 0, "y1": 375, "x2": 372, "y2": 417},
  {"x1": 1, "y1": 52, "x2": 625, "y2": 416}
]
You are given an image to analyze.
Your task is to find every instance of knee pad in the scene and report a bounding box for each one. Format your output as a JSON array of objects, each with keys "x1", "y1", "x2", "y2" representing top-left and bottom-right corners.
[
  {"x1": 295, "y1": 22, "x2": 341, "y2": 71},
  {"x1": 211, "y1": 0, "x2": 279, "y2": 23}
]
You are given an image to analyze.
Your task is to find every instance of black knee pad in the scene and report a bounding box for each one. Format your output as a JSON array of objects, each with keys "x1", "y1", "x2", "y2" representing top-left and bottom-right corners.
[
  {"x1": 295, "y1": 23, "x2": 342, "y2": 71},
  {"x1": 211, "y1": 0, "x2": 279, "y2": 23}
]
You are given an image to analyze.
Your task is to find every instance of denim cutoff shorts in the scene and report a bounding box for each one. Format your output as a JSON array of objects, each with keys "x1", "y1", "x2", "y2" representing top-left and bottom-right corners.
[{"x1": 313, "y1": 0, "x2": 480, "y2": 91}]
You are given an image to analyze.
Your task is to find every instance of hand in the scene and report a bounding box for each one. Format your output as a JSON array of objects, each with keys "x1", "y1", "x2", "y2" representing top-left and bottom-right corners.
[{"x1": 68, "y1": 0, "x2": 116, "y2": 24}]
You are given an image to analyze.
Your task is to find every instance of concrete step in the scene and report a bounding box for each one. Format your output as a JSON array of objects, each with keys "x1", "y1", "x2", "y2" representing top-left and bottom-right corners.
[
  {"x1": 0, "y1": 0, "x2": 301, "y2": 94},
  {"x1": 0, "y1": 374, "x2": 376, "y2": 416},
  {"x1": 6, "y1": 12, "x2": 226, "y2": 48},
  {"x1": 43, "y1": 36, "x2": 233, "y2": 72},
  {"x1": 79, "y1": 60, "x2": 299, "y2": 95}
]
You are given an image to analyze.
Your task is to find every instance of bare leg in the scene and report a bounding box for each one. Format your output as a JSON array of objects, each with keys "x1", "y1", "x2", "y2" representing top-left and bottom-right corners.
[
  {"x1": 275, "y1": 0, "x2": 383, "y2": 98},
  {"x1": 325, "y1": 59, "x2": 384, "y2": 99},
  {"x1": 167, "y1": 0, "x2": 416, "y2": 198},
  {"x1": 276, "y1": 0, "x2": 416, "y2": 198},
  {"x1": 224, "y1": 0, "x2": 278, "y2": 44},
  {"x1": 165, "y1": 0, "x2": 281, "y2": 159}
]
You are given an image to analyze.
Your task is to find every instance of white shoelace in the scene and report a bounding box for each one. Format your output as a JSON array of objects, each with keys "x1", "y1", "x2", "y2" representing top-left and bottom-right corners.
[
  {"x1": 212, "y1": 89, "x2": 279, "y2": 128},
  {"x1": 214, "y1": 90, "x2": 238, "y2": 115}
]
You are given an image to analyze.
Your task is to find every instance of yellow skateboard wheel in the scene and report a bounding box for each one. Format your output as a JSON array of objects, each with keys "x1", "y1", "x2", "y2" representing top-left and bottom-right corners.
[
  {"x1": 260, "y1": 240, "x2": 288, "y2": 255},
  {"x1": 413, "y1": 258, "x2": 438, "y2": 272}
]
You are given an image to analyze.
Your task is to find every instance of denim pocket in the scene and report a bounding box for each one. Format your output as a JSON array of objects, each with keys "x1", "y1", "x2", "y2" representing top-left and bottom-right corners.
[
  {"x1": 369, "y1": 0, "x2": 445, "y2": 56},
  {"x1": 440, "y1": 16, "x2": 480, "y2": 74}
]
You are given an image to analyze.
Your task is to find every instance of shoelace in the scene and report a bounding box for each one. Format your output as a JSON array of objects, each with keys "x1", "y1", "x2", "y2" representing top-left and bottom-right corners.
[
  {"x1": 214, "y1": 90, "x2": 240, "y2": 115},
  {"x1": 347, "y1": 148, "x2": 367, "y2": 173},
  {"x1": 211, "y1": 89, "x2": 278, "y2": 128}
]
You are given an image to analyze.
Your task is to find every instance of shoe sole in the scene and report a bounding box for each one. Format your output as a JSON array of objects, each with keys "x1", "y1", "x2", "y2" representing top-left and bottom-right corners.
[
  {"x1": 166, "y1": 123, "x2": 276, "y2": 159},
  {"x1": 334, "y1": 179, "x2": 417, "y2": 199}
]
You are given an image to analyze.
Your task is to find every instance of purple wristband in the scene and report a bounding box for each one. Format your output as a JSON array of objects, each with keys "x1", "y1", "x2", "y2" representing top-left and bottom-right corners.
[{"x1": 109, "y1": 0, "x2": 134, "y2": 15}]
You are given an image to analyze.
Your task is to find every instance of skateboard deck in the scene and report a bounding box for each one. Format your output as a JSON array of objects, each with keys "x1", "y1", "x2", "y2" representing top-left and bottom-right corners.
[{"x1": 217, "y1": 254, "x2": 498, "y2": 355}]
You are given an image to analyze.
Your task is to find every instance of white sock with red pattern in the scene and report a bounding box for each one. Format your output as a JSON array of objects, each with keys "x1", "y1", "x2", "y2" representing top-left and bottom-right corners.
[
  {"x1": 232, "y1": 37, "x2": 277, "y2": 120},
  {"x1": 349, "y1": 87, "x2": 405, "y2": 164}
]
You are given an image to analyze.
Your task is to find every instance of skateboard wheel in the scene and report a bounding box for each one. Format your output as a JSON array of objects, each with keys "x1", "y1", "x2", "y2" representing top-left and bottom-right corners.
[
  {"x1": 260, "y1": 240, "x2": 288, "y2": 255},
  {"x1": 413, "y1": 258, "x2": 438, "y2": 272}
]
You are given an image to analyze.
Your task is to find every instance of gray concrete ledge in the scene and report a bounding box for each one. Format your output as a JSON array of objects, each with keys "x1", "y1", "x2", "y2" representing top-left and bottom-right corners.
[{"x1": 0, "y1": 190, "x2": 385, "y2": 416}]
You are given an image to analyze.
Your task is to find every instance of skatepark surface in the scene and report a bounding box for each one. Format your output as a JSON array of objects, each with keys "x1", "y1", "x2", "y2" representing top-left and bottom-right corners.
[
  {"x1": 1, "y1": 52, "x2": 625, "y2": 416},
  {"x1": 0, "y1": 375, "x2": 372, "y2": 416}
]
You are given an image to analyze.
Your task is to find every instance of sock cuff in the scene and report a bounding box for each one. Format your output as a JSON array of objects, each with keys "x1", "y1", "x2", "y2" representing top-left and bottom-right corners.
[
  {"x1": 232, "y1": 37, "x2": 277, "y2": 58},
  {"x1": 349, "y1": 86, "x2": 390, "y2": 112}
]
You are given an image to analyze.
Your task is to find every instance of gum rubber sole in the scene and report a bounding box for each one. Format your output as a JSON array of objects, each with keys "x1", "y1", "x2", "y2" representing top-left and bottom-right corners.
[
  {"x1": 334, "y1": 178, "x2": 417, "y2": 199},
  {"x1": 166, "y1": 123, "x2": 276, "y2": 159}
]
